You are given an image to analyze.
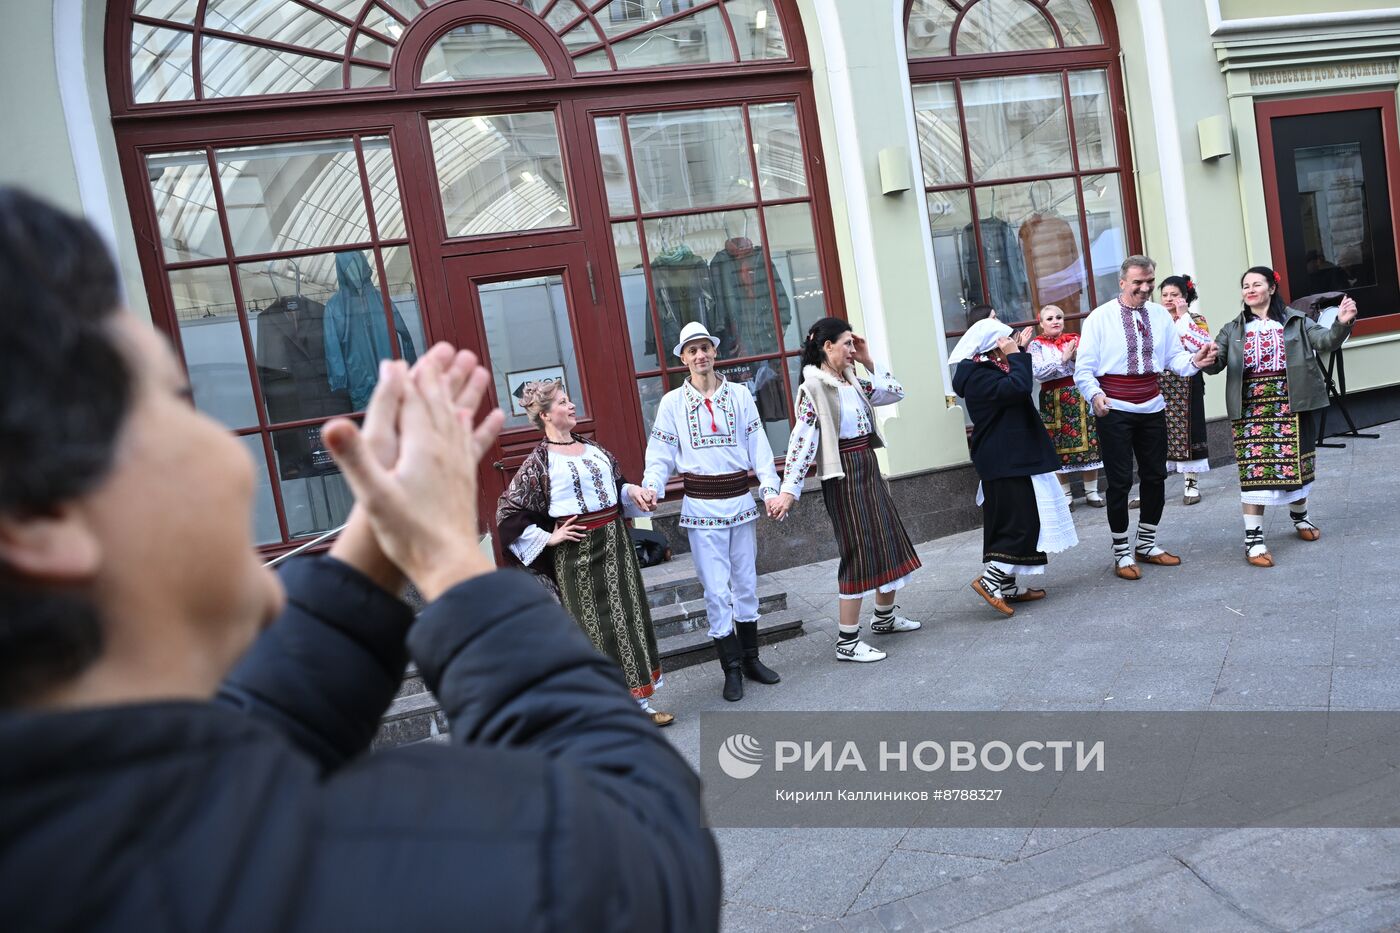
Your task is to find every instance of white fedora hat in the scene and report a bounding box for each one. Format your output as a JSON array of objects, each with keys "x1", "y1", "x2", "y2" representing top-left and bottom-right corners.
[{"x1": 672, "y1": 321, "x2": 720, "y2": 359}]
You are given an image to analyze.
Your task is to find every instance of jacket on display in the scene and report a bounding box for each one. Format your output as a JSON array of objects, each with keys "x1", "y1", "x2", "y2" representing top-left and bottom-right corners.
[
  {"x1": 708, "y1": 238, "x2": 791, "y2": 359},
  {"x1": 961, "y1": 218, "x2": 1030, "y2": 315},
  {"x1": 0, "y1": 558, "x2": 721, "y2": 931},
  {"x1": 1018, "y1": 213, "x2": 1084, "y2": 315},
  {"x1": 644, "y1": 246, "x2": 714, "y2": 359},
  {"x1": 255, "y1": 296, "x2": 351, "y2": 478},
  {"x1": 323, "y1": 251, "x2": 419, "y2": 410}
]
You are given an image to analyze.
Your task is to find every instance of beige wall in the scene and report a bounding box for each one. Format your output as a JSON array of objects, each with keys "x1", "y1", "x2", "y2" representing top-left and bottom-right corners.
[
  {"x1": 1221, "y1": 0, "x2": 1400, "y2": 17},
  {"x1": 0, "y1": 5, "x2": 82, "y2": 211}
]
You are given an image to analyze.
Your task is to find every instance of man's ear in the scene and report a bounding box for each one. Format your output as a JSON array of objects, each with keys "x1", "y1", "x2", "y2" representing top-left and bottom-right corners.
[{"x1": 0, "y1": 506, "x2": 102, "y2": 582}]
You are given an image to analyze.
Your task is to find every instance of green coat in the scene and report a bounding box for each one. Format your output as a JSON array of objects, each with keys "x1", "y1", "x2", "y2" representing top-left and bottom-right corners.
[{"x1": 1204, "y1": 308, "x2": 1353, "y2": 421}]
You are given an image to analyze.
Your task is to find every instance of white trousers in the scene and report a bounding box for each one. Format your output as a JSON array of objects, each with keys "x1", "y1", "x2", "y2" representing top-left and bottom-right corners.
[{"x1": 688, "y1": 520, "x2": 759, "y2": 638}]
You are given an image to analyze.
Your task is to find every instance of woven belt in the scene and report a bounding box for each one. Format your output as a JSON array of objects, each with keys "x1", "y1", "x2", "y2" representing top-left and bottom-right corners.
[
  {"x1": 1098, "y1": 373, "x2": 1160, "y2": 404},
  {"x1": 838, "y1": 434, "x2": 874, "y2": 453},
  {"x1": 1042, "y1": 376, "x2": 1074, "y2": 391},
  {"x1": 571, "y1": 505, "x2": 619, "y2": 531},
  {"x1": 682, "y1": 470, "x2": 750, "y2": 500}
]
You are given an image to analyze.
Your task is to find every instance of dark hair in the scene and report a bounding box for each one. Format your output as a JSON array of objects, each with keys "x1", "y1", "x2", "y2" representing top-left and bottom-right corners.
[
  {"x1": 966, "y1": 304, "x2": 995, "y2": 329},
  {"x1": 800, "y1": 316, "x2": 853, "y2": 369},
  {"x1": 1160, "y1": 274, "x2": 1198, "y2": 305},
  {"x1": 1239, "y1": 265, "x2": 1287, "y2": 324},
  {"x1": 0, "y1": 188, "x2": 131, "y2": 705}
]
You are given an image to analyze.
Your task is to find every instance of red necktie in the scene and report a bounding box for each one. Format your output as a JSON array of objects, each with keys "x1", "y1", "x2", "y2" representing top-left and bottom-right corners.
[{"x1": 704, "y1": 399, "x2": 718, "y2": 431}]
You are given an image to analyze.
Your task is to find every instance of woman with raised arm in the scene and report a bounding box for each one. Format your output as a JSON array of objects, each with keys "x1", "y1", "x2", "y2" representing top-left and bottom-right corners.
[
  {"x1": 496, "y1": 380, "x2": 672, "y2": 725},
  {"x1": 769, "y1": 318, "x2": 922, "y2": 664},
  {"x1": 1158, "y1": 274, "x2": 1213, "y2": 503},
  {"x1": 1203, "y1": 266, "x2": 1357, "y2": 566},
  {"x1": 1029, "y1": 304, "x2": 1103, "y2": 509}
]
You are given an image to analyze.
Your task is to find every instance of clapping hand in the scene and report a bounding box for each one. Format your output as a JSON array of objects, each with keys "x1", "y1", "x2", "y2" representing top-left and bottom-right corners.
[
  {"x1": 995, "y1": 335, "x2": 1019, "y2": 356},
  {"x1": 1016, "y1": 326, "x2": 1034, "y2": 349}
]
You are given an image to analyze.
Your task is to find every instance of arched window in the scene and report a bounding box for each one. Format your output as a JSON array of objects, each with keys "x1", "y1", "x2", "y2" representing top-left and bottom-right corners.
[
  {"x1": 905, "y1": 0, "x2": 1139, "y2": 349},
  {"x1": 111, "y1": 0, "x2": 840, "y2": 552}
]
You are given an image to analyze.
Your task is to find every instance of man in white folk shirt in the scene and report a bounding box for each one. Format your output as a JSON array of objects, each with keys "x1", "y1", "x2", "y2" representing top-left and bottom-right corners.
[
  {"x1": 639, "y1": 322, "x2": 783, "y2": 703},
  {"x1": 1074, "y1": 255, "x2": 1218, "y2": 580}
]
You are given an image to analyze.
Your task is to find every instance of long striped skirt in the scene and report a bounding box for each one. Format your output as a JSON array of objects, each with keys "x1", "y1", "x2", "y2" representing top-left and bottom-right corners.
[
  {"x1": 1037, "y1": 380, "x2": 1102, "y2": 472},
  {"x1": 553, "y1": 515, "x2": 663, "y2": 699},
  {"x1": 1233, "y1": 370, "x2": 1316, "y2": 506},
  {"x1": 1162, "y1": 370, "x2": 1210, "y2": 471},
  {"x1": 821, "y1": 436, "x2": 922, "y2": 599}
]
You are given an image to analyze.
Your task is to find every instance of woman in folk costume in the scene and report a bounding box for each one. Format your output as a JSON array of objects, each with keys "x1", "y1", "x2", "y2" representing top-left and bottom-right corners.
[
  {"x1": 769, "y1": 318, "x2": 922, "y2": 663},
  {"x1": 1158, "y1": 274, "x2": 1213, "y2": 503},
  {"x1": 1202, "y1": 267, "x2": 1357, "y2": 567},
  {"x1": 1029, "y1": 304, "x2": 1104, "y2": 509},
  {"x1": 951, "y1": 319, "x2": 1078, "y2": 616},
  {"x1": 495, "y1": 381, "x2": 673, "y2": 726}
]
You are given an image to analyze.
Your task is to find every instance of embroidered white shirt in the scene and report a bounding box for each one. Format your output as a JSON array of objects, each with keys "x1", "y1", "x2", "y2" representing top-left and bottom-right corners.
[
  {"x1": 1074, "y1": 299, "x2": 1201, "y2": 414},
  {"x1": 508, "y1": 446, "x2": 645, "y2": 566},
  {"x1": 643, "y1": 377, "x2": 781, "y2": 529},
  {"x1": 1029, "y1": 337, "x2": 1076, "y2": 383},
  {"x1": 780, "y1": 363, "x2": 903, "y2": 500}
]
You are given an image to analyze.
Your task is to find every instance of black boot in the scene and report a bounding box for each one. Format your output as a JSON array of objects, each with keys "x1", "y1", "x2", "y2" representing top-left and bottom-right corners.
[
  {"x1": 713, "y1": 631, "x2": 745, "y2": 702},
  {"x1": 736, "y1": 620, "x2": 781, "y2": 684}
]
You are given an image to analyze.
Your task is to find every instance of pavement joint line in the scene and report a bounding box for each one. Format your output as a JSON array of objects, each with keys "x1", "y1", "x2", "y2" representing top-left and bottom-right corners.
[{"x1": 1170, "y1": 853, "x2": 1289, "y2": 933}]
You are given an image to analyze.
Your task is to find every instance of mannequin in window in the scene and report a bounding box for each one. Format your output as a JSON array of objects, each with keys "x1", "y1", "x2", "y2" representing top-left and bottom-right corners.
[
  {"x1": 1019, "y1": 181, "x2": 1084, "y2": 319},
  {"x1": 255, "y1": 262, "x2": 351, "y2": 480},
  {"x1": 960, "y1": 207, "x2": 1030, "y2": 316},
  {"x1": 323, "y1": 251, "x2": 419, "y2": 411},
  {"x1": 643, "y1": 240, "x2": 713, "y2": 362},
  {"x1": 709, "y1": 224, "x2": 791, "y2": 424}
]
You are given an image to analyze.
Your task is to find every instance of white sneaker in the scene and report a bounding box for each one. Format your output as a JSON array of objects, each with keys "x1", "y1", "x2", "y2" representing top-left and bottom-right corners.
[
  {"x1": 870, "y1": 614, "x2": 921, "y2": 634},
  {"x1": 836, "y1": 639, "x2": 887, "y2": 662}
]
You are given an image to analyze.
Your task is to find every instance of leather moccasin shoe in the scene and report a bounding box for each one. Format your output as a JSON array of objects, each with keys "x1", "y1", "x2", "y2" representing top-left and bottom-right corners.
[
  {"x1": 1246, "y1": 552, "x2": 1274, "y2": 568},
  {"x1": 1006, "y1": 588, "x2": 1047, "y2": 603},
  {"x1": 970, "y1": 578, "x2": 1014, "y2": 616},
  {"x1": 1296, "y1": 526, "x2": 1321, "y2": 542},
  {"x1": 1115, "y1": 562, "x2": 1142, "y2": 580},
  {"x1": 649, "y1": 711, "x2": 675, "y2": 727},
  {"x1": 1138, "y1": 551, "x2": 1182, "y2": 566}
]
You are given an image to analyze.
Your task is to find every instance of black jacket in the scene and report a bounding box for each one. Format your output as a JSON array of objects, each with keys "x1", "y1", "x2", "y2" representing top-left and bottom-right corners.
[
  {"x1": 0, "y1": 559, "x2": 720, "y2": 931},
  {"x1": 952, "y1": 352, "x2": 1060, "y2": 481}
]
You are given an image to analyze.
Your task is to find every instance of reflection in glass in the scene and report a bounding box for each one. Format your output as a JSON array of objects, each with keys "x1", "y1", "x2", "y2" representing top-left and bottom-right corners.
[
  {"x1": 597, "y1": 0, "x2": 651, "y2": 38},
  {"x1": 546, "y1": 0, "x2": 587, "y2": 33},
  {"x1": 595, "y1": 117, "x2": 637, "y2": 216},
  {"x1": 559, "y1": 16, "x2": 606, "y2": 54},
  {"x1": 168, "y1": 266, "x2": 260, "y2": 428},
  {"x1": 354, "y1": 33, "x2": 394, "y2": 66},
  {"x1": 273, "y1": 427, "x2": 354, "y2": 539},
  {"x1": 325, "y1": 251, "x2": 416, "y2": 410},
  {"x1": 204, "y1": 0, "x2": 348, "y2": 53},
  {"x1": 637, "y1": 376, "x2": 666, "y2": 436},
  {"x1": 956, "y1": 0, "x2": 1057, "y2": 54},
  {"x1": 905, "y1": 0, "x2": 956, "y2": 59},
  {"x1": 430, "y1": 112, "x2": 573, "y2": 237},
  {"x1": 1295, "y1": 143, "x2": 1376, "y2": 293},
  {"x1": 627, "y1": 107, "x2": 754, "y2": 213},
  {"x1": 1045, "y1": 0, "x2": 1103, "y2": 46},
  {"x1": 719, "y1": 359, "x2": 792, "y2": 453},
  {"x1": 381, "y1": 245, "x2": 426, "y2": 358},
  {"x1": 925, "y1": 190, "x2": 980, "y2": 336},
  {"x1": 147, "y1": 150, "x2": 224, "y2": 263},
  {"x1": 201, "y1": 36, "x2": 342, "y2": 98},
  {"x1": 477, "y1": 274, "x2": 586, "y2": 430},
  {"x1": 751, "y1": 102, "x2": 808, "y2": 200},
  {"x1": 419, "y1": 23, "x2": 549, "y2": 82},
  {"x1": 1081, "y1": 173, "x2": 1128, "y2": 309},
  {"x1": 613, "y1": 5, "x2": 736, "y2": 69},
  {"x1": 760, "y1": 202, "x2": 821, "y2": 349},
  {"x1": 962, "y1": 73, "x2": 1072, "y2": 181},
  {"x1": 1070, "y1": 70, "x2": 1116, "y2": 170},
  {"x1": 241, "y1": 434, "x2": 283, "y2": 545},
  {"x1": 216, "y1": 138, "x2": 370, "y2": 256},
  {"x1": 612, "y1": 222, "x2": 658, "y2": 373},
  {"x1": 132, "y1": 25, "x2": 195, "y2": 104},
  {"x1": 361, "y1": 137, "x2": 405, "y2": 240},
  {"x1": 912, "y1": 82, "x2": 966, "y2": 186},
  {"x1": 135, "y1": 0, "x2": 199, "y2": 24},
  {"x1": 974, "y1": 177, "x2": 1086, "y2": 323},
  {"x1": 574, "y1": 48, "x2": 615, "y2": 72},
  {"x1": 349, "y1": 66, "x2": 391, "y2": 88},
  {"x1": 724, "y1": 0, "x2": 788, "y2": 61}
]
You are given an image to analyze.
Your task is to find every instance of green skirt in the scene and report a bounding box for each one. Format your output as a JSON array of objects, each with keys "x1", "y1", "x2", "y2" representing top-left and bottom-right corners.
[{"x1": 553, "y1": 517, "x2": 662, "y2": 699}]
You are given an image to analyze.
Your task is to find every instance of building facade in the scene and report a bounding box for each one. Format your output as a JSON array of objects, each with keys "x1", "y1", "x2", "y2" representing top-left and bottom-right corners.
[{"x1": 5, "y1": 0, "x2": 1400, "y2": 566}]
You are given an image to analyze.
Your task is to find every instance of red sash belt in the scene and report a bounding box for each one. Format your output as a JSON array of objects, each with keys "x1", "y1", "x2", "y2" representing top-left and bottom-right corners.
[
  {"x1": 1042, "y1": 376, "x2": 1074, "y2": 391},
  {"x1": 1098, "y1": 373, "x2": 1160, "y2": 404},
  {"x1": 838, "y1": 434, "x2": 874, "y2": 453},
  {"x1": 682, "y1": 470, "x2": 751, "y2": 499},
  {"x1": 572, "y1": 505, "x2": 619, "y2": 531}
]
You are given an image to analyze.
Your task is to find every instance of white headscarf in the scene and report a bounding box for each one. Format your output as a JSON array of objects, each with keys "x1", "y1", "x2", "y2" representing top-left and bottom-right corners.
[{"x1": 948, "y1": 318, "x2": 1012, "y2": 377}]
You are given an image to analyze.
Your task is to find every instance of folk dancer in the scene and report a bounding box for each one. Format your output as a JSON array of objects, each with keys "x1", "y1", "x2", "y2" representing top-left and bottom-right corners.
[
  {"x1": 1074, "y1": 255, "x2": 1218, "y2": 579},
  {"x1": 1029, "y1": 304, "x2": 1104, "y2": 509},
  {"x1": 640, "y1": 322, "x2": 782, "y2": 702},
  {"x1": 1159, "y1": 274, "x2": 1213, "y2": 503}
]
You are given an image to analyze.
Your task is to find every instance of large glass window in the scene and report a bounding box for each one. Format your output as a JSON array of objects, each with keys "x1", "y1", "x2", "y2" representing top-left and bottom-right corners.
[
  {"x1": 599, "y1": 102, "x2": 829, "y2": 454},
  {"x1": 144, "y1": 135, "x2": 421, "y2": 544},
  {"x1": 907, "y1": 0, "x2": 1135, "y2": 354}
]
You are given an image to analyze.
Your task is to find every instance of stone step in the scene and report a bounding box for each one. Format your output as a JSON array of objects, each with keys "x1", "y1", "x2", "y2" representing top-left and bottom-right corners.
[
  {"x1": 656, "y1": 607, "x2": 805, "y2": 671},
  {"x1": 648, "y1": 583, "x2": 788, "y2": 641},
  {"x1": 641, "y1": 552, "x2": 704, "y2": 609}
]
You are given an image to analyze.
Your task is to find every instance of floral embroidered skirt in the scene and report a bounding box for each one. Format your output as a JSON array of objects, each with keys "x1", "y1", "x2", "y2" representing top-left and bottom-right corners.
[
  {"x1": 1161, "y1": 371, "x2": 1211, "y2": 470},
  {"x1": 1037, "y1": 384, "x2": 1102, "y2": 472},
  {"x1": 553, "y1": 517, "x2": 662, "y2": 699},
  {"x1": 1232, "y1": 370, "x2": 1315, "y2": 505}
]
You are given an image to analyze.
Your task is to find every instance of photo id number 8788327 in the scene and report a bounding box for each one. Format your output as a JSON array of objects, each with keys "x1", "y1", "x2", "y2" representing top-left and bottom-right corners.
[{"x1": 931, "y1": 789, "x2": 1003, "y2": 801}]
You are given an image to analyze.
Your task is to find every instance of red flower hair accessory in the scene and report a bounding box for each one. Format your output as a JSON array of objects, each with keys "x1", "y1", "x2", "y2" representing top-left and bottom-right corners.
[{"x1": 1272, "y1": 271, "x2": 1281, "y2": 283}]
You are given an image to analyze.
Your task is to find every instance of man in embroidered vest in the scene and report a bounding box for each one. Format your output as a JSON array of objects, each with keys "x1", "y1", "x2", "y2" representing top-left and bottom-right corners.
[
  {"x1": 1075, "y1": 255, "x2": 1218, "y2": 580},
  {"x1": 640, "y1": 322, "x2": 783, "y2": 702}
]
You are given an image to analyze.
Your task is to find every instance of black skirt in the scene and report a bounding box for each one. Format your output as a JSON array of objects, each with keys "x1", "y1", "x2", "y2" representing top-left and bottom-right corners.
[{"x1": 981, "y1": 476, "x2": 1047, "y2": 566}]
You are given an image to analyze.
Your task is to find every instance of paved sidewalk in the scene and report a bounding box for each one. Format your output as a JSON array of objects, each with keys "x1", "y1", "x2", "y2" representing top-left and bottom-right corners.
[{"x1": 657, "y1": 423, "x2": 1400, "y2": 931}]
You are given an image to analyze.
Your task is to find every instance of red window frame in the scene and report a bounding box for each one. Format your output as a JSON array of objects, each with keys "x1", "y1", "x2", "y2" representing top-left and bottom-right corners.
[
  {"x1": 107, "y1": 0, "x2": 845, "y2": 555},
  {"x1": 904, "y1": 0, "x2": 1142, "y2": 338}
]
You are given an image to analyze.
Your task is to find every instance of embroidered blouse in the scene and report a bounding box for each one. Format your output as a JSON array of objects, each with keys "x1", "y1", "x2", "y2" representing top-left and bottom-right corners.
[
  {"x1": 642, "y1": 376, "x2": 781, "y2": 530},
  {"x1": 1029, "y1": 335, "x2": 1077, "y2": 383},
  {"x1": 1243, "y1": 318, "x2": 1287, "y2": 373},
  {"x1": 508, "y1": 446, "x2": 645, "y2": 566},
  {"x1": 1173, "y1": 309, "x2": 1212, "y2": 355},
  {"x1": 779, "y1": 363, "x2": 903, "y2": 500}
]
